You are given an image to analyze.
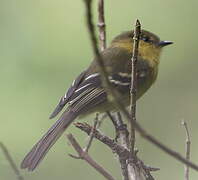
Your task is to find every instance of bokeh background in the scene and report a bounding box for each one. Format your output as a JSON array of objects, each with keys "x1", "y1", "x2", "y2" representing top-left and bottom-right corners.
[{"x1": 1, "y1": 0, "x2": 198, "y2": 179}]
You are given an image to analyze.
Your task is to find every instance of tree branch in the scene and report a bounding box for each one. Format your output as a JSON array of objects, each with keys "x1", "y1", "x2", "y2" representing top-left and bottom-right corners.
[
  {"x1": 75, "y1": 122, "x2": 157, "y2": 180},
  {"x1": 67, "y1": 134, "x2": 115, "y2": 180},
  {"x1": 84, "y1": 113, "x2": 99, "y2": 152},
  {"x1": 0, "y1": 142, "x2": 24, "y2": 180},
  {"x1": 97, "y1": 0, "x2": 106, "y2": 51},
  {"x1": 112, "y1": 112, "x2": 130, "y2": 180},
  {"x1": 129, "y1": 19, "x2": 141, "y2": 155},
  {"x1": 182, "y1": 121, "x2": 191, "y2": 180}
]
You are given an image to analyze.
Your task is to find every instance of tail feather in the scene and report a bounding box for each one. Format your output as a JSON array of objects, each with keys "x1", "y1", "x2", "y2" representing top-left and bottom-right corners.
[{"x1": 21, "y1": 110, "x2": 77, "y2": 171}]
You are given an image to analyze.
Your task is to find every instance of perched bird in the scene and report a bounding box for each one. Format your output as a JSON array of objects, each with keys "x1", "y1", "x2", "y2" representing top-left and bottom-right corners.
[{"x1": 21, "y1": 30, "x2": 172, "y2": 171}]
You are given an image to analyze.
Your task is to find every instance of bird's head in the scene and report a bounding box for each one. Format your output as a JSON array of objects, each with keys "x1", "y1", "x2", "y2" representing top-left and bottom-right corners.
[{"x1": 111, "y1": 30, "x2": 173, "y2": 67}]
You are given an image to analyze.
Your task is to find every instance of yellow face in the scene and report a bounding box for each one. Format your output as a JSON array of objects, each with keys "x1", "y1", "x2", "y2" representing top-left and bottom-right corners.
[
  {"x1": 112, "y1": 39, "x2": 162, "y2": 68},
  {"x1": 138, "y1": 40, "x2": 161, "y2": 67}
]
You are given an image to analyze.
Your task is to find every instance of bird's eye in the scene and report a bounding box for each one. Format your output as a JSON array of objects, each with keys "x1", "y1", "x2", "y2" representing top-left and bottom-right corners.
[{"x1": 142, "y1": 36, "x2": 150, "y2": 42}]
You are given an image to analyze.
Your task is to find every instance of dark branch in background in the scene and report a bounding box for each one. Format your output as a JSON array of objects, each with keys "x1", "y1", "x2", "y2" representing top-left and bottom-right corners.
[
  {"x1": 97, "y1": 0, "x2": 122, "y2": 151},
  {"x1": 97, "y1": 0, "x2": 118, "y2": 156},
  {"x1": 97, "y1": 0, "x2": 117, "y2": 145},
  {"x1": 129, "y1": 19, "x2": 141, "y2": 155},
  {"x1": 83, "y1": 0, "x2": 125, "y2": 105},
  {"x1": 0, "y1": 142, "x2": 24, "y2": 180},
  {"x1": 83, "y1": 0, "x2": 198, "y2": 173},
  {"x1": 97, "y1": 0, "x2": 106, "y2": 51},
  {"x1": 67, "y1": 134, "x2": 115, "y2": 180},
  {"x1": 83, "y1": 0, "x2": 109, "y2": 85},
  {"x1": 182, "y1": 121, "x2": 191, "y2": 180}
]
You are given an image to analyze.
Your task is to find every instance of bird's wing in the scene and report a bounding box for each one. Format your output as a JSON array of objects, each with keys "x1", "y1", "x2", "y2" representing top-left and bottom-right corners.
[
  {"x1": 49, "y1": 71, "x2": 103, "y2": 119},
  {"x1": 49, "y1": 67, "x2": 135, "y2": 119},
  {"x1": 49, "y1": 70, "x2": 87, "y2": 119}
]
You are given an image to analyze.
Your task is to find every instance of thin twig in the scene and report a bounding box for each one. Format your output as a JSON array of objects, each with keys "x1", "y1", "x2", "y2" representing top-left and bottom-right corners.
[
  {"x1": 97, "y1": 0, "x2": 106, "y2": 51},
  {"x1": 123, "y1": 108, "x2": 198, "y2": 172},
  {"x1": 83, "y1": 0, "x2": 198, "y2": 173},
  {"x1": 182, "y1": 121, "x2": 191, "y2": 180},
  {"x1": 129, "y1": 19, "x2": 141, "y2": 155},
  {"x1": 84, "y1": 113, "x2": 99, "y2": 152},
  {"x1": 0, "y1": 142, "x2": 24, "y2": 180},
  {"x1": 67, "y1": 134, "x2": 115, "y2": 180}
]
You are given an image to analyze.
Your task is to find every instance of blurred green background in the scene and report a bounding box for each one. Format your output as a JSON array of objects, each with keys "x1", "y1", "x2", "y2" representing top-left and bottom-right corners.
[{"x1": 1, "y1": 0, "x2": 198, "y2": 179}]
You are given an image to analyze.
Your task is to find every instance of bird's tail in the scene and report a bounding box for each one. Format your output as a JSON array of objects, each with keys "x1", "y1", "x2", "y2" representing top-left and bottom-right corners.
[{"x1": 21, "y1": 109, "x2": 77, "y2": 171}]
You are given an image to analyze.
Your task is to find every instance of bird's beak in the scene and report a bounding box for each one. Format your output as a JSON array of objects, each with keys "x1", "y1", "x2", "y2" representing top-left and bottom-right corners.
[{"x1": 158, "y1": 41, "x2": 173, "y2": 47}]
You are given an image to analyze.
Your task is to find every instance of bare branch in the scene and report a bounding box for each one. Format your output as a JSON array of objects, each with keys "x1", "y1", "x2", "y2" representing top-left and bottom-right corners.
[
  {"x1": 84, "y1": 113, "x2": 99, "y2": 152},
  {"x1": 0, "y1": 142, "x2": 24, "y2": 180},
  {"x1": 67, "y1": 134, "x2": 115, "y2": 180},
  {"x1": 182, "y1": 121, "x2": 191, "y2": 180},
  {"x1": 74, "y1": 122, "x2": 128, "y2": 156},
  {"x1": 113, "y1": 112, "x2": 130, "y2": 180},
  {"x1": 115, "y1": 112, "x2": 129, "y2": 150},
  {"x1": 114, "y1": 112, "x2": 148, "y2": 180},
  {"x1": 97, "y1": 0, "x2": 106, "y2": 51},
  {"x1": 75, "y1": 122, "x2": 156, "y2": 180},
  {"x1": 129, "y1": 19, "x2": 141, "y2": 155}
]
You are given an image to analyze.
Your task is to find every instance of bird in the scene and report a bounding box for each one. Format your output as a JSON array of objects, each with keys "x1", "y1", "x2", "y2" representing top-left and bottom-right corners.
[{"x1": 21, "y1": 30, "x2": 173, "y2": 171}]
